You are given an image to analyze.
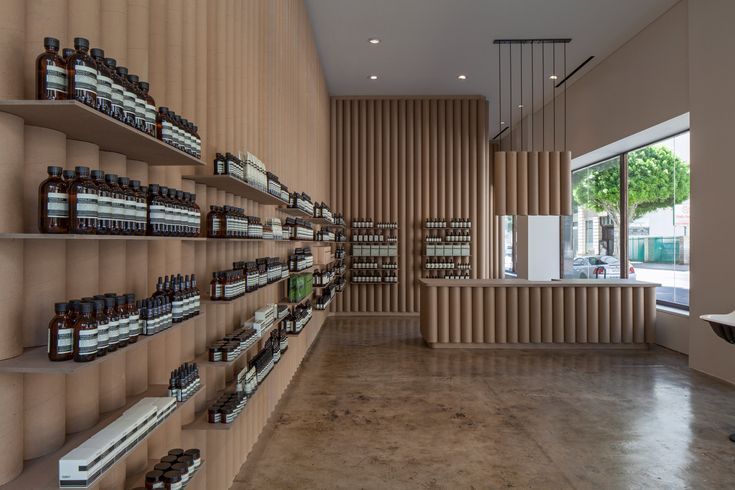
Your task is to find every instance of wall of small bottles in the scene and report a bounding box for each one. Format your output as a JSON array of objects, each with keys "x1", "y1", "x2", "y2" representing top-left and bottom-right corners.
[
  {"x1": 167, "y1": 362, "x2": 201, "y2": 403},
  {"x1": 209, "y1": 258, "x2": 288, "y2": 301},
  {"x1": 423, "y1": 218, "x2": 473, "y2": 280},
  {"x1": 349, "y1": 220, "x2": 400, "y2": 285},
  {"x1": 37, "y1": 37, "x2": 201, "y2": 158}
]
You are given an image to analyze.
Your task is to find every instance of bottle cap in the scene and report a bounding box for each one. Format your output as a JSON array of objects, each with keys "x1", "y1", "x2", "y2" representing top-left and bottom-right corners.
[
  {"x1": 90, "y1": 48, "x2": 104, "y2": 59},
  {"x1": 44, "y1": 37, "x2": 60, "y2": 50},
  {"x1": 153, "y1": 463, "x2": 171, "y2": 473},
  {"x1": 159, "y1": 106, "x2": 170, "y2": 114},
  {"x1": 73, "y1": 37, "x2": 89, "y2": 50},
  {"x1": 80, "y1": 302, "x2": 93, "y2": 314},
  {"x1": 130, "y1": 180, "x2": 141, "y2": 189},
  {"x1": 75, "y1": 166, "x2": 90, "y2": 176},
  {"x1": 54, "y1": 302, "x2": 67, "y2": 313},
  {"x1": 115, "y1": 66, "x2": 128, "y2": 77},
  {"x1": 149, "y1": 183, "x2": 160, "y2": 193},
  {"x1": 104, "y1": 173, "x2": 118, "y2": 183},
  {"x1": 126, "y1": 293, "x2": 135, "y2": 304},
  {"x1": 104, "y1": 296, "x2": 116, "y2": 308},
  {"x1": 62, "y1": 48, "x2": 74, "y2": 59},
  {"x1": 62, "y1": 169, "x2": 75, "y2": 179},
  {"x1": 93, "y1": 299, "x2": 105, "y2": 312},
  {"x1": 47, "y1": 165, "x2": 62, "y2": 175},
  {"x1": 138, "y1": 81, "x2": 149, "y2": 92},
  {"x1": 115, "y1": 295, "x2": 126, "y2": 306},
  {"x1": 126, "y1": 74, "x2": 139, "y2": 84},
  {"x1": 91, "y1": 169, "x2": 104, "y2": 180},
  {"x1": 167, "y1": 448, "x2": 185, "y2": 457},
  {"x1": 144, "y1": 470, "x2": 164, "y2": 483},
  {"x1": 104, "y1": 57, "x2": 117, "y2": 69},
  {"x1": 118, "y1": 176, "x2": 129, "y2": 186}
]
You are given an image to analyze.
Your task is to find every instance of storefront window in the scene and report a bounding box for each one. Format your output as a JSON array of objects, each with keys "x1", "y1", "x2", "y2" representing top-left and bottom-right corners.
[{"x1": 503, "y1": 216, "x2": 516, "y2": 275}]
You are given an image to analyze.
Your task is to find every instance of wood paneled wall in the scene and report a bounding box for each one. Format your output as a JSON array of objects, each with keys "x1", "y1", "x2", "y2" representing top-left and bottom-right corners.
[
  {"x1": 0, "y1": 0, "x2": 329, "y2": 487},
  {"x1": 330, "y1": 96, "x2": 496, "y2": 315}
]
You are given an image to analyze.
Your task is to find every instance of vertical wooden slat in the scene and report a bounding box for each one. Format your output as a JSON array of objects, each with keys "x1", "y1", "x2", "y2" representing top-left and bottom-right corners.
[
  {"x1": 560, "y1": 151, "x2": 572, "y2": 215},
  {"x1": 541, "y1": 286, "x2": 553, "y2": 342},
  {"x1": 549, "y1": 151, "x2": 561, "y2": 215},
  {"x1": 484, "y1": 287, "x2": 495, "y2": 343},
  {"x1": 552, "y1": 286, "x2": 564, "y2": 342},
  {"x1": 633, "y1": 287, "x2": 645, "y2": 343},
  {"x1": 621, "y1": 287, "x2": 634, "y2": 343},
  {"x1": 506, "y1": 151, "x2": 517, "y2": 215},
  {"x1": 472, "y1": 287, "x2": 484, "y2": 343},
  {"x1": 495, "y1": 287, "x2": 507, "y2": 343},
  {"x1": 538, "y1": 151, "x2": 550, "y2": 215},
  {"x1": 564, "y1": 286, "x2": 575, "y2": 343},
  {"x1": 517, "y1": 151, "x2": 528, "y2": 215},
  {"x1": 530, "y1": 287, "x2": 541, "y2": 342},
  {"x1": 494, "y1": 151, "x2": 507, "y2": 216},
  {"x1": 610, "y1": 287, "x2": 622, "y2": 343},
  {"x1": 576, "y1": 287, "x2": 588, "y2": 343},
  {"x1": 527, "y1": 151, "x2": 539, "y2": 215},
  {"x1": 518, "y1": 287, "x2": 530, "y2": 343},
  {"x1": 644, "y1": 287, "x2": 656, "y2": 343}
]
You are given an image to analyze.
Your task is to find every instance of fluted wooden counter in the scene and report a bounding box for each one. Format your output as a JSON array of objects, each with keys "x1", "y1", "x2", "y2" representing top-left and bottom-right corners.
[{"x1": 419, "y1": 279, "x2": 658, "y2": 348}]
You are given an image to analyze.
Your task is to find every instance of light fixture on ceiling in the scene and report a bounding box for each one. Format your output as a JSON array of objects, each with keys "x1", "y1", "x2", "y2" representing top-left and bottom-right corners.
[
  {"x1": 457, "y1": 74, "x2": 467, "y2": 80},
  {"x1": 368, "y1": 38, "x2": 380, "y2": 44},
  {"x1": 549, "y1": 74, "x2": 558, "y2": 80},
  {"x1": 368, "y1": 75, "x2": 378, "y2": 80},
  {"x1": 518, "y1": 104, "x2": 524, "y2": 108},
  {"x1": 500, "y1": 121, "x2": 505, "y2": 125}
]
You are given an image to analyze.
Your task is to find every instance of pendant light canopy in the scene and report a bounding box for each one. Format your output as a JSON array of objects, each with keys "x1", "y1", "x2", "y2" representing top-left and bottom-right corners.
[{"x1": 492, "y1": 38, "x2": 573, "y2": 216}]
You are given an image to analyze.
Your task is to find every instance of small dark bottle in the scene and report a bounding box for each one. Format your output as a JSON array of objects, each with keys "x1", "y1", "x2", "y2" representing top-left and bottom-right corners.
[
  {"x1": 105, "y1": 173, "x2": 125, "y2": 234},
  {"x1": 73, "y1": 302, "x2": 98, "y2": 362},
  {"x1": 90, "y1": 48, "x2": 113, "y2": 116},
  {"x1": 126, "y1": 293, "x2": 139, "y2": 343},
  {"x1": 39, "y1": 165, "x2": 69, "y2": 233},
  {"x1": 127, "y1": 74, "x2": 147, "y2": 133},
  {"x1": 62, "y1": 48, "x2": 75, "y2": 63},
  {"x1": 118, "y1": 176, "x2": 136, "y2": 235},
  {"x1": 62, "y1": 169, "x2": 75, "y2": 182},
  {"x1": 93, "y1": 299, "x2": 108, "y2": 357},
  {"x1": 104, "y1": 296, "x2": 119, "y2": 352},
  {"x1": 36, "y1": 37, "x2": 67, "y2": 100},
  {"x1": 48, "y1": 302, "x2": 73, "y2": 361},
  {"x1": 157, "y1": 106, "x2": 174, "y2": 146},
  {"x1": 191, "y1": 194, "x2": 201, "y2": 237},
  {"x1": 116, "y1": 66, "x2": 136, "y2": 127},
  {"x1": 105, "y1": 58, "x2": 125, "y2": 121},
  {"x1": 137, "y1": 81, "x2": 157, "y2": 137},
  {"x1": 92, "y1": 169, "x2": 111, "y2": 235},
  {"x1": 116, "y1": 295, "x2": 130, "y2": 348},
  {"x1": 130, "y1": 179, "x2": 147, "y2": 235},
  {"x1": 68, "y1": 166, "x2": 98, "y2": 234},
  {"x1": 67, "y1": 37, "x2": 97, "y2": 108},
  {"x1": 147, "y1": 184, "x2": 164, "y2": 236}
]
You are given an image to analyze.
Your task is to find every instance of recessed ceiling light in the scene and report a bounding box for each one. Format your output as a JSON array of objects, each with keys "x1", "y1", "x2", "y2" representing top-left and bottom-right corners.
[
  {"x1": 457, "y1": 74, "x2": 467, "y2": 80},
  {"x1": 501, "y1": 121, "x2": 505, "y2": 125},
  {"x1": 518, "y1": 104, "x2": 524, "y2": 108},
  {"x1": 368, "y1": 38, "x2": 381, "y2": 44},
  {"x1": 368, "y1": 75, "x2": 378, "y2": 80},
  {"x1": 549, "y1": 74, "x2": 558, "y2": 80}
]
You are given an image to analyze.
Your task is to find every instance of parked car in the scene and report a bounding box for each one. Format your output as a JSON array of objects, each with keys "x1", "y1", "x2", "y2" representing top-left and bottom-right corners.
[{"x1": 571, "y1": 255, "x2": 636, "y2": 279}]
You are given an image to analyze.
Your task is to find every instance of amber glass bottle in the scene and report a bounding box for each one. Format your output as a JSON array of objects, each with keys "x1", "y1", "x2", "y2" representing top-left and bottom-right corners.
[
  {"x1": 104, "y1": 296, "x2": 119, "y2": 352},
  {"x1": 118, "y1": 176, "x2": 136, "y2": 235},
  {"x1": 207, "y1": 206, "x2": 224, "y2": 238},
  {"x1": 36, "y1": 37, "x2": 67, "y2": 100},
  {"x1": 116, "y1": 66, "x2": 136, "y2": 127},
  {"x1": 62, "y1": 169, "x2": 75, "y2": 182},
  {"x1": 115, "y1": 295, "x2": 130, "y2": 347},
  {"x1": 39, "y1": 165, "x2": 69, "y2": 233},
  {"x1": 105, "y1": 58, "x2": 125, "y2": 122},
  {"x1": 138, "y1": 81, "x2": 157, "y2": 137},
  {"x1": 67, "y1": 37, "x2": 97, "y2": 108},
  {"x1": 68, "y1": 166, "x2": 98, "y2": 234},
  {"x1": 62, "y1": 48, "x2": 74, "y2": 62},
  {"x1": 90, "y1": 48, "x2": 113, "y2": 116},
  {"x1": 104, "y1": 173, "x2": 123, "y2": 234},
  {"x1": 127, "y1": 74, "x2": 146, "y2": 133},
  {"x1": 147, "y1": 184, "x2": 165, "y2": 236},
  {"x1": 126, "y1": 293, "x2": 139, "y2": 343},
  {"x1": 130, "y1": 180, "x2": 146, "y2": 235},
  {"x1": 48, "y1": 302, "x2": 73, "y2": 361},
  {"x1": 73, "y1": 302, "x2": 98, "y2": 362},
  {"x1": 92, "y1": 170, "x2": 111, "y2": 235},
  {"x1": 93, "y1": 299, "x2": 108, "y2": 357},
  {"x1": 157, "y1": 107, "x2": 174, "y2": 146}
]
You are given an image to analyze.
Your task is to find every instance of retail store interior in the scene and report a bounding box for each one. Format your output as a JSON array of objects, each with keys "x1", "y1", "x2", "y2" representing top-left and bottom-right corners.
[{"x1": 0, "y1": 0, "x2": 733, "y2": 488}]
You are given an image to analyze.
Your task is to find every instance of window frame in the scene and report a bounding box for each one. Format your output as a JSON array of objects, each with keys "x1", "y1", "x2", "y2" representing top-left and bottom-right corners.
[{"x1": 561, "y1": 129, "x2": 690, "y2": 311}]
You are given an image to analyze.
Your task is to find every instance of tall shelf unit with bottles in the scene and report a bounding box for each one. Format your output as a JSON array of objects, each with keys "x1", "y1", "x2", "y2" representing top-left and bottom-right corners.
[
  {"x1": 349, "y1": 219, "x2": 400, "y2": 285},
  {"x1": 422, "y1": 218, "x2": 473, "y2": 280}
]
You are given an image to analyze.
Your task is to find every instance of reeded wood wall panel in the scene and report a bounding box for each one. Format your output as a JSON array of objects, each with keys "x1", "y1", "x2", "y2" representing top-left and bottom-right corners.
[
  {"x1": 0, "y1": 0, "x2": 329, "y2": 487},
  {"x1": 331, "y1": 96, "x2": 495, "y2": 314},
  {"x1": 493, "y1": 150, "x2": 573, "y2": 216}
]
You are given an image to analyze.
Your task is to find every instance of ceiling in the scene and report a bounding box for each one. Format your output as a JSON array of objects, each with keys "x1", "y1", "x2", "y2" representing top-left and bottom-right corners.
[{"x1": 305, "y1": 0, "x2": 679, "y2": 135}]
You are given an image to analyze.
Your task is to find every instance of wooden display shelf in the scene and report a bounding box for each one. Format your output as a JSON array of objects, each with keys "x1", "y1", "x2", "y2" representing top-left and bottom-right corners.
[
  {"x1": 350, "y1": 268, "x2": 400, "y2": 271},
  {"x1": 204, "y1": 236, "x2": 291, "y2": 243},
  {"x1": 183, "y1": 345, "x2": 290, "y2": 432},
  {"x1": 349, "y1": 241, "x2": 399, "y2": 245},
  {"x1": 309, "y1": 217, "x2": 335, "y2": 225},
  {"x1": 201, "y1": 275, "x2": 290, "y2": 305},
  {"x1": 0, "y1": 233, "x2": 207, "y2": 241},
  {"x1": 0, "y1": 100, "x2": 205, "y2": 167},
  {"x1": 182, "y1": 174, "x2": 288, "y2": 205},
  {"x1": 280, "y1": 293, "x2": 312, "y2": 307},
  {"x1": 288, "y1": 266, "x2": 315, "y2": 274},
  {"x1": 350, "y1": 281, "x2": 399, "y2": 285},
  {"x1": 4, "y1": 383, "x2": 203, "y2": 490},
  {"x1": 313, "y1": 276, "x2": 338, "y2": 290},
  {"x1": 125, "y1": 459, "x2": 205, "y2": 490},
  {"x1": 0, "y1": 312, "x2": 206, "y2": 374},
  {"x1": 278, "y1": 207, "x2": 312, "y2": 218},
  {"x1": 194, "y1": 317, "x2": 284, "y2": 368}
]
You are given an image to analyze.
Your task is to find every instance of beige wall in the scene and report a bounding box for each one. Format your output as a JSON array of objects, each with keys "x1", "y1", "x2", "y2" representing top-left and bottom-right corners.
[
  {"x1": 688, "y1": 0, "x2": 735, "y2": 384},
  {"x1": 0, "y1": 0, "x2": 330, "y2": 486},
  {"x1": 330, "y1": 96, "x2": 494, "y2": 314}
]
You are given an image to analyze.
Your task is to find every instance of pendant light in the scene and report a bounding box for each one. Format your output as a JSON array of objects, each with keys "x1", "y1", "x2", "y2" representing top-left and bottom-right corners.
[{"x1": 492, "y1": 39, "x2": 573, "y2": 216}]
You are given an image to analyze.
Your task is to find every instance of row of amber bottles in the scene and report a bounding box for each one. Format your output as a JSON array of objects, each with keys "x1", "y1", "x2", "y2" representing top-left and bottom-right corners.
[
  {"x1": 39, "y1": 165, "x2": 202, "y2": 236},
  {"x1": 39, "y1": 165, "x2": 148, "y2": 235},
  {"x1": 48, "y1": 293, "x2": 140, "y2": 362},
  {"x1": 36, "y1": 36, "x2": 201, "y2": 158}
]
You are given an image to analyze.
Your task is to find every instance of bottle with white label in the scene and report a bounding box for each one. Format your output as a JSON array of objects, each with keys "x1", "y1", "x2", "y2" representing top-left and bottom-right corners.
[
  {"x1": 105, "y1": 57, "x2": 126, "y2": 122},
  {"x1": 147, "y1": 184, "x2": 166, "y2": 236},
  {"x1": 67, "y1": 37, "x2": 97, "y2": 108},
  {"x1": 118, "y1": 176, "x2": 137, "y2": 235},
  {"x1": 116, "y1": 65, "x2": 136, "y2": 127},
  {"x1": 39, "y1": 165, "x2": 69, "y2": 233},
  {"x1": 105, "y1": 173, "x2": 125, "y2": 235},
  {"x1": 68, "y1": 166, "x2": 98, "y2": 234},
  {"x1": 130, "y1": 180, "x2": 147, "y2": 235},
  {"x1": 127, "y1": 74, "x2": 147, "y2": 133},
  {"x1": 92, "y1": 299, "x2": 108, "y2": 357},
  {"x1": 36, "y1": 37, "x2": 67, "y2": 100},
  {"x1": 90, "y1": 48, "x2": 113, "y2": 116},
  {"x1": 91, "y1": 170, "x2": 111, "y2": 235},
  {"x1": 138, "y1": 81, "x2": 157, "y2": 137},
  {"x1": 73, "y1": 302, "x2": 98, "y2": 362},
  {"x1": 48, "y1": 302, "x2": 74, "y2": 361},
  {"x1": 157, "y1": 106, "x2": 175, "y2": 146}
]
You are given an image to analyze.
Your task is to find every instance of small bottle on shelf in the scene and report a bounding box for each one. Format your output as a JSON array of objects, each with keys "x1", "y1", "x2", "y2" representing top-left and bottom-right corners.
[
  {"x1": 91, "y1": 169, "x2": 111, "y2": 235},
  {"x1": 115, "y1": 294, "x2": 130, "y2": 348},
  {"x1": 138, "y1": 81, "x2": 157, "y2": 137},
  {"x1": 68, "y1": 166, "x2": 98, "y2": 234},
  {"x1": 92, "y1": 299, "x2": 108, "y2": 358},
  {"x1": 38, "y1": 165, "x2": 69, "y2": 233},
  {"x1": 90, "y1": 48, "x2": 113, "y2": 116},
  {"x1": 104, "y1": 296, "x2": 119, "y2": 352},
  {"x1": 127, "y1": 74, "x2": 147, "y2": 132},
  {"x1": 116, "y1": 65, "x2": 136, "y2": 127},
  {"x1": 67, "y1": 37, "x2": 97, "y2": 108},
  {"x1": 105, "y1": 58, "x2": 125, "y2": 121},
  {"x1": 73, "y1": 302, "x2": 98, "y2": 362},
  {"x1": 48, "y1": 302, "x2": 73, "y2": 361},
  {"x1": 36, "y1": 37, "x2": 67, "y2": 100}
]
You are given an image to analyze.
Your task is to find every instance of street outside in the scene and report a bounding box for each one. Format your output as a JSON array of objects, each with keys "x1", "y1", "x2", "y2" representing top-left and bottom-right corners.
[{"x1": 633, "y1": 262, "x2": 689, "y2": 306}]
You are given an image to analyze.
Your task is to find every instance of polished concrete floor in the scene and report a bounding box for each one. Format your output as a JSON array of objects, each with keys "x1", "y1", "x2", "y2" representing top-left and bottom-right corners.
[{"x1": 232, "y1": 317, "x2": 735, "y2": 490}]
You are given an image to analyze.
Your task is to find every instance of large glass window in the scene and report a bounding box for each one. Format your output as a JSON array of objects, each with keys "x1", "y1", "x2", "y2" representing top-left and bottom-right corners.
[
  {"x1": 562, "y1": 157, "x2": 622, "y2": 279},
  {"x1": 627, "y1": 132, "x2": 690, "y2": 308},
  {"x1": 503, "y1": 216, "x2": 516, "y2": 275}
]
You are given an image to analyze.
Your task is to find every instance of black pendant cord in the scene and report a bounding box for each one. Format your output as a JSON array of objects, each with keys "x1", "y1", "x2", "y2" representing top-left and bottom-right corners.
[
  {"x1": 553, "y1": 43, "x2": 556, "y2": 151},
  {"x1": 520, "y1": 43, "x2": 524, "y2": 151},
  {"x1": 509, "y1": 43, "x2": 513, "y2": 151},
  {"x1": 564, "y1": 43, "x2": 567, "y2": 150},
  {"x1": 542, "y1": 42, "x2": 545, "y2": 151},
  {"x1": 498, "y1": 42, "x2": 502, "y2": 150},
  {"x1": 531, "y1": 42, "x2": 534, "y2": 152}
]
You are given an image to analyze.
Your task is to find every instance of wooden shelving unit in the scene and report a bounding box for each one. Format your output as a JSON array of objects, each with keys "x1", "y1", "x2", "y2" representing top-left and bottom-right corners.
[
  {"x1": 349, "y1": 221, "x2": 399, "y2": 285},
  {"x1": 194, "y1": 316, "x2": 285, "y2": 368},
  {"x1": 182, "y1": 174, "x2": 288, "y2": 205},
  {"x1": 278, "y1": 207, "x2": 312, "y2": 218},
  {"x1": 0, "y1": 100, "x2": 205, "y2": 167},
  {"x1": 200, "y1": 275, "x2": 291, "y2": 305},
  {"x1": 422, "y1": 220, "x2": 472, "y2": 279}
]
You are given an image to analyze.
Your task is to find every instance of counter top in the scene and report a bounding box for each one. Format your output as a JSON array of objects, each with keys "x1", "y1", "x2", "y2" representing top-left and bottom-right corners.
[{"x1": 419, "y1": 278, "x2": 659, "y2": 287}]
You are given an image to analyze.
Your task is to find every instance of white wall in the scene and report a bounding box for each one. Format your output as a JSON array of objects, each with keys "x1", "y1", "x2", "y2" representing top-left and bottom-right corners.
[{"x1": 516, "y1": 216, "x2": 561, "y2": 281}]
